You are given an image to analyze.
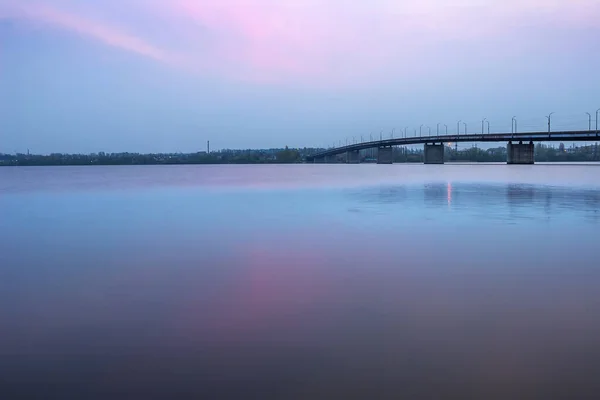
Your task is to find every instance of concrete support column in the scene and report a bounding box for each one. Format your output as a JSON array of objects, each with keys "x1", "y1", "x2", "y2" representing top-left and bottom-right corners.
[
  {"x1": 314, "y1": 157, "x2": 325, "y2": 164},
  {"x1": 346, "y1": 150, "x2": 360, "y2": 164},
  {"x1": 507, "y1": 141, "x2": 534, "y2": 164},
  {"x1": 325, "y1": 155, "x2": 336, "y2": 163},
  {"x1": 424, "y1": 144, "x2": 444, "y2": 164},
  {"x1": 377, "y1": 146, "x2": 393, "y2": 164}
]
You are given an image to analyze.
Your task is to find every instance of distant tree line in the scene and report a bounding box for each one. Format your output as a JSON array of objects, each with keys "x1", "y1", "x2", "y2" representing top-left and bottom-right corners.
[
  {"x1": 1, "y1": 143, "x2": 598, "y2": 166},
  {"x1": 0, "y1": 146, "x2": 307, "y2": 166}
]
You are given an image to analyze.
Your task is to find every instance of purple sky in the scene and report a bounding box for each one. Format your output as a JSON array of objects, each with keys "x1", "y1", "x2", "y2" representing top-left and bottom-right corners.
[{"x1": 1, "y1": 0, "x2": 599, "y2": 153}]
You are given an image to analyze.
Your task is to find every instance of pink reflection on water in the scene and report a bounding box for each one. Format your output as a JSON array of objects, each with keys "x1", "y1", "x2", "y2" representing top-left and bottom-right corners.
[{"x1": 175, "y1": 239, "x2": 339, "y2": 344}]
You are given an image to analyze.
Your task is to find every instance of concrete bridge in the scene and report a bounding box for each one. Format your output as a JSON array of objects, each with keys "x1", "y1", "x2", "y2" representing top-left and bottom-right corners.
[{"x1": 307, "y1": 130, "x2": 600, "y2": 165}]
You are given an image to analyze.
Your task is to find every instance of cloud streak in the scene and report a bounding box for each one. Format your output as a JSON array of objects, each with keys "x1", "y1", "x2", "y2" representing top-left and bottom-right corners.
[{"x1": 3, "y1": 1, "x2": 170, "y2": 63}]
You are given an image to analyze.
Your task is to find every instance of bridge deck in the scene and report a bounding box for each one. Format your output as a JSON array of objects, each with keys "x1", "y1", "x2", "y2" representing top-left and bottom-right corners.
[{"x1": 308, "y1": 130, "x2": 600, "y2": 160}]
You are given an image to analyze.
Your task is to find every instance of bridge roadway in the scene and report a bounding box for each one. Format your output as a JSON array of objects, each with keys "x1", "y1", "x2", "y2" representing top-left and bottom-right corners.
[{"x1": 307, "y1": 130, "x2": 600, "y2": 165}]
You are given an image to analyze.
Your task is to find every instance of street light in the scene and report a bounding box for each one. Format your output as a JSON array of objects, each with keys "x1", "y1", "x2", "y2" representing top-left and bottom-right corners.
[
  {"x1": 463, "y1": 122, "x2": 467, "y2": 135},
  {"x1": 444, "y1": 124, "x2": 448, "y2": 135},
  {"x1": 420, "y1": 124, "x2": 424, "y2": 137},
  {"x1": 457, "y1": 120, "x2": 461, "y2": 135},
  {"x1": 481, "y1": 118, "x2": 487, "y2": 135},
  {"x1": 437, "y1": 123, "x2": 441, "y2": 135},
  {"x1": 404, "y1": 127, "x2": 408, "y2": 138},
  {"x1": 486, "y1": 120, "x2": 490, "y2": 134},
  {"x1": 596, "y1": 108, "x2": 600, "y2": 136},
  {"x1": 391, "y1": 128, "x2": 395, "y2": 139},
  {"x1": 546, "y1": 112, "x2": 555, "y2": 134},
  {"x1": 427, "y1": 126, "x2": 431, "y2": 136},
  {"x1": 512, "y1": 116, "x2": 517, "y2": 135},
  {"x1": 585, "y1": 112, "x2": 592, "y2": 131}
]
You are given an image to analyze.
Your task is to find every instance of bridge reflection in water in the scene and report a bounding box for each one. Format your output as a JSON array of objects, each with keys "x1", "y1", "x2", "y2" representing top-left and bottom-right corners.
[{"x1": 344, "y1": 183, "x2": 600, "y2": 224}]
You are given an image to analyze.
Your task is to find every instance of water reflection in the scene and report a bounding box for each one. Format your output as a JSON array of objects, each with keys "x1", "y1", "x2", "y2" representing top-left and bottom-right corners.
[
  {"x1": 2, "y1": 166, "x2": 600, "y2": 398},
  {"x1": 423, "y1": 183, "x2": 448, "y2": 208},
  {"x1": 506, "y1": 184, "x2": 536, "y2": 203},
  {"x1": 347, "y1": 183, "x2": 600, "y2": 223}
]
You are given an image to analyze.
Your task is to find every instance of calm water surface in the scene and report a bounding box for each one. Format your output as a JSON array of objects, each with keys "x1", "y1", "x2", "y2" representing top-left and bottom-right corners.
[{"x1": 2, "y1": 164, "x2": 600, "y2": 399}]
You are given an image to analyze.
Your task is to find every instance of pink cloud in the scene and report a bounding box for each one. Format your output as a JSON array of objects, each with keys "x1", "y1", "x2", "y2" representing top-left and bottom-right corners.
[
  {"x1": 163, "y1": 1, "x2": 340, "y2": 82},
  {"x1": 3, "y1": 0, "x2": 599, "y2": 86},
  {"x1": 154, "y1": 1, "x2": 409, "y2": 84},
  {"x1": 156, "y1": 0, "x2": 600, "y2": 85}
]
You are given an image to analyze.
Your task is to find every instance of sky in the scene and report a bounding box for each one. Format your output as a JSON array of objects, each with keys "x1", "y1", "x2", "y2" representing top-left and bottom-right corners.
[{"x1": 0, "y1": 0, "x2": 599, "y2": 154}]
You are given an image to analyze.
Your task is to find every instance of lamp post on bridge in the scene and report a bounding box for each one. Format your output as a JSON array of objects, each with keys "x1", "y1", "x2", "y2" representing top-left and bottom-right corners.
[
  {"x1": 596, "y1": 108, "x2": 600, "y2": 136},
  {"x1": 546, "y1": 112, "x2": 555, "y2": 135},
  {"x1": 404, "y1": 127, "x2": 408, "y2": 139},
  {"x1": 444, "y1": 124, "x2": 448, "y2": 135},
  {"x1": 437, "y1": 123, "x2": 440, "y2": 135},
  {"x1": 463, "y1": 122, "x2": 467, "y2": 135},
  {"x1": 420, "y1": 124, "x2": 423, "y2": 137},
  {"x1": 486, "y1": 120, "x2": 490, "y2": 134},
  {"x1": 585, "y1": 112, "x2": 592, "y2": 131},
  {"x1": 512, "y1": 116, "x2": 517, "y2": 135},
  {"x1": 427, "y1": 126, "x2": 431, "y2": 136},
  {"x1": 457, "y1": 120, "x2": 461, "y2": 136},
  {"x1": 391, "y1": 128, "x2": 395, "y2": 139},
  {"x1": 481, "y1": 118, "x2": 487, "y2": 135}
]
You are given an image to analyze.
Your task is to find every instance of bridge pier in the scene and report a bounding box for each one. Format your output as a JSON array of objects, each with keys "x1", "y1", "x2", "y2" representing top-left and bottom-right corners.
[
  {"x1": 507, "y1": 141, "x2": 534, "y2": 164},
  {"x1": 346, "y1": 150, "x2": 360, "y2": 164},
  {"x1": 377, "y1": 146, "x2": 393, "y2": 164},
  {"x1": 325, "y1": 155, "x2": 336, "y2": 163},
  {"x1": 314, "y1": 157, "x2": 325, "y2": 164},
  {"x1": 424, "y1": 143, "x2": 444, "y2": 164}
]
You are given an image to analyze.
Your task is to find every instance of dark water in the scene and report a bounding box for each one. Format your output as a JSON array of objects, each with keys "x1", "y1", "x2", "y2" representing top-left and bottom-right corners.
[{"x1": 2, "y1": 164, "x2": 600, "y2": 399}]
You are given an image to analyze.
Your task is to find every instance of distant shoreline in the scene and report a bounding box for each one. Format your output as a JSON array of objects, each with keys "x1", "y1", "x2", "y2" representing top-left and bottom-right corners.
[
  {"x1": 2, "y1": 143, "x2": 599, "y2": 166},
  {"x1": 0, "y1": 160, "x2": 600, "y2": 168}
]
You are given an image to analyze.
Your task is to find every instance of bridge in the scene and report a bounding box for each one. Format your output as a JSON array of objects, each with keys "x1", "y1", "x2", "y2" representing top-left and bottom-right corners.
[{"x1": 307, "y1": 130, "x2": 600, "y2": 165}]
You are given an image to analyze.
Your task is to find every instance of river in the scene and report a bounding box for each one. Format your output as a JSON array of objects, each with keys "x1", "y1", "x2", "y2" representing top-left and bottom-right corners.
[{"x1": 1, "y1": 164, "x2": 600, "y2": 399}]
